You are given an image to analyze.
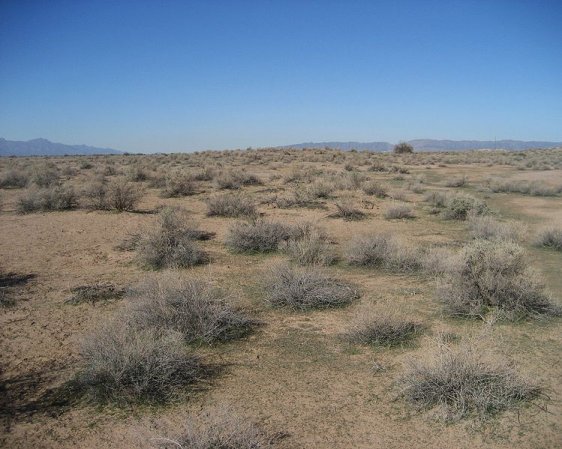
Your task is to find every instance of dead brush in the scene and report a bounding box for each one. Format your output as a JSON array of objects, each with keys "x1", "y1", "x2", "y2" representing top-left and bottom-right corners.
[
  {"x1": 345, "y1": 233, "x2": 422, "y2": 272},
  {"x1": 264, "y1": 263, "x2": 359, "y2": 310},
  {"x1": 136, "y1": 208, "x2": 210, "y2": 269},
  {"x1": 384, "y1": 203, "x2": 415, "y2": 219},
  {"x1": 437, "y1": 239, "x2": 561, "y2": 320},
  {"x1": 282, "y1": 223, "x2": 336, "y2": 266},
  {"x1": 206, "y1": 193, "x2": 257, "y2": 217},
  {"x1": 330, "y1": 202, "x2": 367, "y2": 220},
  {"x1": 402, "y1": 340, "x2": 542, "y2": 421},
  {"x1": 65, "y1": 283, "x2": 126, "y2": 304},
  {"x1": 225, "y1": 219, "x2": 292, "y2": 253},
  {"x1": 534, "y1": 227, "x2": 562, "y2": 251},
  {"x1": 127, "y1": 275, "x2": 258, "y2": 344},
  {"x1": 345, "y1": 307, "x2": 423, "y2": 347},
  {"x1": 78, "y1": 324, "x2": 202, "y2": 404},
  {"x1": 148, "y1": 406, "x2": 281, "y2": 449}
]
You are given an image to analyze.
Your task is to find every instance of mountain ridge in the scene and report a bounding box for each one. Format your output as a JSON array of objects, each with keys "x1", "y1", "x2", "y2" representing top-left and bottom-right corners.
[
  {"x1": 280, "y1": 139, "x2": 562, "y2": 152},
  {"x1": 0, "y1": 138, "x2": 123, "y2": 156}
]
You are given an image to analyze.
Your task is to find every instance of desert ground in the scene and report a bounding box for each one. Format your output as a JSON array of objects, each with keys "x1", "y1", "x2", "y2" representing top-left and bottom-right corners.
[{"x1": 1, "y1": 147, "x2": 561, "y2": 449}]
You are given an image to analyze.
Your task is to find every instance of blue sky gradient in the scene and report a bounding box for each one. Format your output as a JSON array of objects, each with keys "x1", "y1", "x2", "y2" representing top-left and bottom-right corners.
[{"x1": 1, "y1": 0, "x2": 561, "y2": 152}]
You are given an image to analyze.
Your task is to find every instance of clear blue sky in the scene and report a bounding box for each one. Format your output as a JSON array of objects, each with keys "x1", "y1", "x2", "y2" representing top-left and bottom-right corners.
[{"x1": 1, "y1": 0, "x2": 561, "y2": 153}]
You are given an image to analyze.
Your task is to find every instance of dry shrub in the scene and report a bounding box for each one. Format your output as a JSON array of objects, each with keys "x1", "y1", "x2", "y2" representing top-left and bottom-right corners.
[
  {"x1": 346, "y1": 308, "x2": 423, "y2": 347},
  {"x1": 225, "y1": 219, "x2": 291, "y2": 253},
  {"x1": 282, "y1": 223, "x2": 336, "y2": 266},
  {"x1": 65, "y1": 283, "x2": 126, "y2": 304},
  {"x1": 384, "y1": 203, "x2": 415, "y2": 219},
  {"x1": 216, "y1": 171, "x2": 262, "y2": 190},
  {"x1": 0, "y1": 169, "x2": 29, "y2": 188},
  {"x1": 106, "y1": 179, "x2": 142, "y2": 211},
  {"x1": 437, "y1": 240, "x2": 560, "y2": 320},
  {"x1": 127, "y1": 276, "x2": 257, "y2": 344},
  {"x1": 206, "y1": 193, "x2": 257, "y2": 217},
  {"x1": 265, "y1": 263, "x2": 359, "y2": 310},
  {"x1": 441, "y1": 193, "x2": 489, "y2": 220},
  {"x1": 402, "y1": 341, "x2": 541, "y2": 421},
  {"x1": 421, "y1": 247, "x2": 456, "y2": 276},
  {"x1": 150, "y1": 407, "x2": 276, "y2": 449},
  {"x1": 305, "y1": 179, "x2": 335, "y2": 199},
  {"x1": 534, "y1": 227, "x2": 562, "y2": 251},
  {"x1": 136, "y1": 208, "x2": 209, "y2": 269},
  {"x1": 424, "y1": 191, "x2": 447, "y2": 208},
  {"x1": 445, "y1": 175, "x2": 468, "y2": 187},
  {"x1": 467, "y1": 215, "x2": 525, "y2": 242},
  {"x1": 331, "y1": 202, "x2": 367, "y2": 220},
  {"x1": 31, "y1": 164, "x2": 60, "y2": 187},
  {"x1": 17, "y1": 185, "x2": 78, "y2": 213},
  {"x1": 488, "y1": 178, "x2": 561, "y2": 197},
  {"x1": 78, "y1": 324, "x2": 201, "y2": 404},
  {"x1": 161, "y1": 172, "x2": 196, "y2": 198},
  {"x1": 345, "y1": 234, "x2": 422, "y2": 272},
  {"x1": 126, "y1": 165, "x2": 149, "y2": 182},
  {"x1": 363, "y1": 181, "x2": 387, "y2": 198},
  {"x1": 82, "y1": 179, "x2": 109, "y2": 210}
]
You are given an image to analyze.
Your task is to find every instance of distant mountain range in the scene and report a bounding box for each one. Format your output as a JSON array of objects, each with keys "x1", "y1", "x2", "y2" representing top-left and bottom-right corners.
[
  {"x1": 281, "y1": 139, "x2": 562, "y2": 152},
  {"x1": 0, "y1": 138, "x2": 123, "y2": 156}
]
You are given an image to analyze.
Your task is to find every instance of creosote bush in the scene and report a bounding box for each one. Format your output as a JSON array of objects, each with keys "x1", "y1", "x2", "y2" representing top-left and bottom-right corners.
[
  {"x1": 437, "y1": 240, "x2": 560, "y2": 320},
  {"x1": 345, "y1": 234, "x2": 422, "y2": 272},
  {"x1": 534, "y1": 227, "x2": 562, "y2": 251},
  {"x1": 225, "y1": 219, "x2": 291, "y2": 253},
  {"x1": 402, "y1": 342, "x2": 541, "y2": 421},
  {"x1": 346, "y1": 308, "x2": 423, "y2": 347},
  {"x1": 136, "y1": 208, "x2": 209, "y2": 269},
  {"x1": 127, "y1": 276, "x2": 257, "y2": 344},
  {"x1": 206, "y1": 193, "x2": 257, "y2": 218},
  {"x1": 78, "y1": 324, "x2": 202, "y2": 404},
  {"x1": 106, "y1": 179, "x2": 142, "y2": 211},
  {"x1": 265, "y1": 263, "x2": 359, "y2": 310}
]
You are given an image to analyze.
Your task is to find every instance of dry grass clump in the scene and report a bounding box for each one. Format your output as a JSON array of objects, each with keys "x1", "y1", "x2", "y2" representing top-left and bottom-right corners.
[
  {"x1": 362, "y1": 181, "x2": 387, "y2": 198},
  {"x1": 331, "y1": 202, "x2": 367, "y2": 220},
  {"x1": 282, "y1": 223, "x2": 336, "y2": 266},
  {"x1": 467, "y1": 215, "x2": 525, "y2": 242},
  {"x1": 136, "y1": 208, "x2": 209, "y2": 269},
  {"x1": 215, "y1": 171, "x2": 263, "y2": 190},
  {"x1": 78, "y1": 324, "x2": 201, "y2": 404},
  {"x1": 225, "y1": 219, "x2": 291, "y2": 253},
  {"x1": 441, "y1": 193, "x2": 489, "y2": 220},
  {"x1": 206, "y1": 193, "x2": 257, "y2": 217},
  {"x1": 384, "y1": 203, "x2": 415, "y2": 219},
  {"x1": 437, "y1": 240, "x2": 560, "y2": 320},
  {"x1": 0, "y1": 169, "x2": 29, "y2": 188},
  {"x1": 345, "y1": 308, "x2": 423, "y2": 347},
  {"x1": 65, "y1": 283, "x2": 126, "y2": 304},
  {"x1": 345, "y1": 234, "x2": 422, "y2": 272},
  {"x1": 127, "y1": 276, "x2": 257, "y2": 344},
  {"x1": 17, "y1": 185, "x2": 78, "y2": 213},
  {"x1": 149, "y1": 407, "x2": 275, "y2": 449},
  {"x1": 402, "y1": 342, "x2": 541, "y2": 421},
  {"x1": 534, "y1": 227, "x2": 562, "y2": 251},
  {"x1": 265, "y1": 263, "x2": 359, "y2": 310}
]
